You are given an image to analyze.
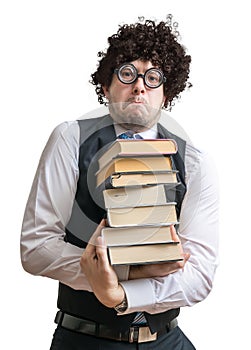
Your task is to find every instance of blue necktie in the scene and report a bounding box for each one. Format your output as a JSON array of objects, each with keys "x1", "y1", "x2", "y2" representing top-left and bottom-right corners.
[{"x1": 118, "y1": 131, "x2": 143, "y2": 140}]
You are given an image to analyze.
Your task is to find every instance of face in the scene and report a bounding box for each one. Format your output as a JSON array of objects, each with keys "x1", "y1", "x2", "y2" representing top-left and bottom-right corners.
[{"x1": 103, "y1": 60, "x2": 166, "y2": 132}]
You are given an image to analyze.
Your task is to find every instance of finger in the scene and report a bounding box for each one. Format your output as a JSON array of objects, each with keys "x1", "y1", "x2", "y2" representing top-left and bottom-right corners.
[
  {"x1": 181, "y1": 252, "x2": 190, "y2": 267},
  {"x1": 86, "y1": 219, "x2": 106, "y2": 251},
  {"x1": 81, "y1": 220, "x2": 107, "y2": 269},
  {"x1": 183, "y1": 252, "x2": 190, "y2": 262},
  {"x1": 177, "y1": 252, "x2": 190, "y2": 271},
  {"x1": 95, "y1": 236, "x2": 110, "y2": 268},
  {"x1": 170, "y1": 225, "x2": 180, "y2": 242},
  {"x1": 83, "y1": 220, "x2": 106, "y2": 261}
]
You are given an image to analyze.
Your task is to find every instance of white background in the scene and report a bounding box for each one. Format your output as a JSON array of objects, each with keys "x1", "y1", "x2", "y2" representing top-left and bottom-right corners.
[{"x1": 1, "y1": 0, "x2": 250, "y2": 348}]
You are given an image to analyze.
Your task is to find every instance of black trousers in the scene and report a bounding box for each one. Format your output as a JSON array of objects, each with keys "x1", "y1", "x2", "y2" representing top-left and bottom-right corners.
[{"x1": 49, "y1": 325, "x2": 196, "y2": 350}]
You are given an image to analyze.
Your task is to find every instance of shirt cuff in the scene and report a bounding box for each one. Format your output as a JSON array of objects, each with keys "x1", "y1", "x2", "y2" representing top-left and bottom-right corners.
[{"x1": 119, "y1": 279, "x2": 155, "y2": 313}]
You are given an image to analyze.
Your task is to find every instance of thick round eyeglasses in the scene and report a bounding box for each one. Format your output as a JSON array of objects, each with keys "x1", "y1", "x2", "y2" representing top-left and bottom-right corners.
[{"x1": 114, "y1": 63, "x2": 166, "y2": 89}]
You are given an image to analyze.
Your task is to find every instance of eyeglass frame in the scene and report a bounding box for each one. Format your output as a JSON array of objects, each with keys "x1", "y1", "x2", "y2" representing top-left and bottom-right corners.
[{"x1": 114, "y1": 63, "x2": 167, "y2": 89}]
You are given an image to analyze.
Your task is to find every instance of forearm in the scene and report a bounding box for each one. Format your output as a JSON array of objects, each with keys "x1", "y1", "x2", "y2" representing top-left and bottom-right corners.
[
  {"x1": 21, "y1": 226, "x2": 129, "y2": 291},
  {"x1": 119, "y1": 148, "x2": 219, "y2": 314},
  {"x1": 21, "y1": 225, "x2": 91, "y2": 290},
  {"x1": 120, "y1": 255, "x2": 217, "y2": 314}
]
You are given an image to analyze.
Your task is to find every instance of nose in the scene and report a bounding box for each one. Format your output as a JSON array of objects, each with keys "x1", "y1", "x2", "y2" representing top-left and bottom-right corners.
[{"x1": 132, "y1": 76, "x2": 146, "y2": 95}]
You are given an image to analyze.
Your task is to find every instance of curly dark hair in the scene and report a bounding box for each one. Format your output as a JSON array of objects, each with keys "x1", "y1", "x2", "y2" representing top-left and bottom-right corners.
[{"x1": 90, "y1": 18, "x2": 191, "y2": 109}]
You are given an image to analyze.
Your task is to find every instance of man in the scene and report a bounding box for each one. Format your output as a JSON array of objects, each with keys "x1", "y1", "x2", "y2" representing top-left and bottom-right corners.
[{"x1": 21, "y1": 17, "x2": 219, "y2": 349}]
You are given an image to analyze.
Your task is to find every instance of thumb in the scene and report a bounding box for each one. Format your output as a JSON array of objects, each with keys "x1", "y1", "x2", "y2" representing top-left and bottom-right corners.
[
  {"x1": 170, "y1": 225, "x2": 180, "y2": 242},
  {"x1": 95, "y1": 235, "x2": 110, "y2": 267},
  {"x1": 88, "y1": 219, "x2": 106, "y2": 246}
]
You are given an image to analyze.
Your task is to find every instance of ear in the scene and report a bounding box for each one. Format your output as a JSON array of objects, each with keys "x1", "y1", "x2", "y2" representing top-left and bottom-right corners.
[
  {"x1": 102, "y1": 85, "x2": 110, "y2": 99},
  {"x1": 162, "y1": 96, "x2": 167, "y2": 108}
]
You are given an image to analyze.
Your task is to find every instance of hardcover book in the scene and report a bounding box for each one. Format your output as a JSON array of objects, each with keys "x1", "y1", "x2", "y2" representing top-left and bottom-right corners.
[
  {"x1": 103, "y1": 184, "x2": 173, "y2": 208},
  {"x1": 98, "y1": 138, "x2": 177, "y2": 169},
  {"x1": 107, "y1": 203, "x2": 178, "y2": 227},
  {"x1": 96, "y1": 156, "x2": 173, "y2": 187},
  {"x1": 107, "y1": 242, "x2": 183, "y2": 265},
  {"x1": 102, "y1": 225, "x2": 174, "y2": 246},
  {"x1": 103, "y1": 171, "x2": 178, "y2": 188}
]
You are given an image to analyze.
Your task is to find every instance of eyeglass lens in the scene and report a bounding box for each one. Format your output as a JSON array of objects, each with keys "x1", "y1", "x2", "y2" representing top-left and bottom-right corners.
[{"x1": 116, "y1": 64, "x2": 165, "y2": 88}]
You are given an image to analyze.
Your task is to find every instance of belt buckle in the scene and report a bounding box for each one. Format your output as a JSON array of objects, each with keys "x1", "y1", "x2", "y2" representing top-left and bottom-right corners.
[
  {"x1": 138, "y1": 326, "x2": 157, "y2": 343},
  {"x1": 129, "y1": 327, "x2": 138, "y2": 343}
]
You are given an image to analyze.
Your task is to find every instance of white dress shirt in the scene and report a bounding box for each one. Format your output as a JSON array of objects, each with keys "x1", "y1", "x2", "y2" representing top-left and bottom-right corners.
[{"x1": 21, "y1": 118, "x2": 219, "y2": 315}]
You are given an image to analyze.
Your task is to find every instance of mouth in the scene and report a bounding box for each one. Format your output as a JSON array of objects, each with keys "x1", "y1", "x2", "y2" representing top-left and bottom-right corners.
[{"x1": 127, "y1": 97, "x2": 146, "y2": 104}]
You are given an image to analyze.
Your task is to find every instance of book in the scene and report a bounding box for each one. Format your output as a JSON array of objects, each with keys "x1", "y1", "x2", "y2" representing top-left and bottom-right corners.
[
  {"x1": 103, "y1": 171, "x2": 178, "y2": 188},
  {"x1": 103, "y1": 184, "x2": 170, "y2": 208},
  {"x1": 107, "y1": 242, "x2": 183, "y2": 265},
  {"x1": 96, "y1": 156, "x2": 173, "y2": 187},
  {"x1": 102, "y1": 225, "x2": 174, "y2": 246},
  {"x1": 98, "y1": 138, "x2": 177, "y2": 169},
  {"x1": 107, "y1": 203, "x2": 178, "y2": 227},
  {"x1": 97, "y1": 138, "x2": 182, "y2": 266}
]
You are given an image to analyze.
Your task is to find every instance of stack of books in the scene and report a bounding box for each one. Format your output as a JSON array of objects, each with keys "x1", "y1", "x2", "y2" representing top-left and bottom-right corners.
[{"x1": 95, "y1": 138, "x2": 183, "y2": 265}]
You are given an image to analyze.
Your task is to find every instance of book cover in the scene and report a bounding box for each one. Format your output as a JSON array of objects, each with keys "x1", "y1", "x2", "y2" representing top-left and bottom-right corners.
[
  {"x1": 103, "y1": 171, "x2": 178, "y2": 188},
  {"x1": 98, "y1": 138, "x2": 177, "y2": 169},
  {"x1": 96, "y1": 156, "x2": 173, "y2": 187}
]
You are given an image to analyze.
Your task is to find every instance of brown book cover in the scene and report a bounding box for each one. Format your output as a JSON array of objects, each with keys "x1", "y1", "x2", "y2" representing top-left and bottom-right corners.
[
  {"x1": 98, "y1": 138, "x2": 177, "y2": 169},
  {"x1": 104, "y1": 171, "x2": 178, "y2": 188},
  {"x1": 96, "y1": 156, "x2": 173, "y2": 187}
]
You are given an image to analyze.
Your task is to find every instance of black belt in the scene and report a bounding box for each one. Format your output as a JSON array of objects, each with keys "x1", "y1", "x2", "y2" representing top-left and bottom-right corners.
[{"x1": 55, "y1": 311, "x2": 177, "y2": 343}]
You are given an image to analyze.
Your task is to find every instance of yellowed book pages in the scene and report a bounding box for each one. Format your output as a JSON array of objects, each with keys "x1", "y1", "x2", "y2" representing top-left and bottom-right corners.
[
  {"x1": 107, "y1": 203, "x2": 177, "y2": 227},
  {"x1": 108, "y1": 243, "x2": 182, "y2": 265},
  {"x1": 102, "y1": 225, "x2": 173, "y2": 246},
  {"x1": 103, "y1": 184, "x2": 167, "y2": 208}
]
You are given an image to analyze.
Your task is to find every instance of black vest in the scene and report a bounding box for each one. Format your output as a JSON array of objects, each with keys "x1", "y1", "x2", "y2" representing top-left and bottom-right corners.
[{"x1": 57, "y1": 114, "x2": 187, "y2": 333}]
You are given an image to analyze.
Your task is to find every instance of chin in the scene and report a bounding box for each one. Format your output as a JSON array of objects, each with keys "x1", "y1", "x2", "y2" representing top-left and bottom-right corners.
[
  {"x1": 120, "y1": 122, "x2": 146, "y2": 132},
  {"x1": 125, "y1": 103, "x2": 147, "y2": 115},
  {"x1": 109, "y1": 101, "x2": 161, "y2": 131}
]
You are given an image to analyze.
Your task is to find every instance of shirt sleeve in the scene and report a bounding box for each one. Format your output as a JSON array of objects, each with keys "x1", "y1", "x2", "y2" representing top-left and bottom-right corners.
[
  {"x1": 20, "y1": 121, "x2": 91, "y2": 290},
  {"x1": 120, "y1": 144, "x2": 219, "y2": 314},
  {"x1": 20, "y1": 121, "x2": 130, "y2": 290}
]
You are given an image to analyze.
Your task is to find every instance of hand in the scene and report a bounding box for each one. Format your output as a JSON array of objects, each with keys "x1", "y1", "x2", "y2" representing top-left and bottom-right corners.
[
  {"x1": 80, "y1": 220, "x2": 125, "y2": 308},
  {"x1": 129, "y1": 225, "x2": 190, "y2": 279}
]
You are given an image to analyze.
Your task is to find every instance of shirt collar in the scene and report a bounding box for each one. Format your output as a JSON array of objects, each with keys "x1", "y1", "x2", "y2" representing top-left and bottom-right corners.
[{"x1": 114, "y1": 123, "x2": 158, "y2": 139}]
